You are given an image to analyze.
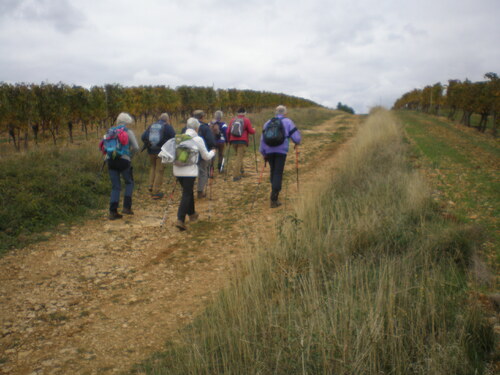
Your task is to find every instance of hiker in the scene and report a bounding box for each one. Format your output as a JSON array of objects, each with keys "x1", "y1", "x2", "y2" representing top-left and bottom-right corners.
[
  {"x1": 159, "y1": 117, "x2": 215, "y2": 231},
  {"x1": 141, "y1": 113, "x2": 176, "y2": 199},
  {"x1": 227, "y1": 108, "x2": 255, "y2": 181},
  {"x1": 193, "y1": 110, "x2": 216, "y2": 198},
  {"x1": 210, "y1": 110, "x2": 228, "y2": 172},
  {"x1": 259, "y1": 105, "x2": 301, "y2": 208},
  {"x1": 100, "y1": 112, "x2": 140, "y2": 219}
]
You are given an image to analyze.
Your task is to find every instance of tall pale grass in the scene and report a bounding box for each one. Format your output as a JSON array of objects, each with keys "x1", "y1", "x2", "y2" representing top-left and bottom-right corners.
[{"x1": 133, "y1": 109, "x2": 494, "y2": 375}]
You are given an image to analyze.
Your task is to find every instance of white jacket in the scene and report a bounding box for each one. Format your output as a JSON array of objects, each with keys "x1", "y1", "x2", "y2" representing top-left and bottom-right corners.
[{"x1": 158, "y1": 128, "x2": 215, "y2": 177}]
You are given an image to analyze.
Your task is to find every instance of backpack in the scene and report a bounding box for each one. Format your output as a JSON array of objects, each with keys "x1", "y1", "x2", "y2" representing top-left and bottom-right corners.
[
  {"x1": 148, "y1": 122, "x2": 164, "y2": 149},
  {"x1": 210, "y1": 121, "x2": 221, "y2": 139},
  {"x1": 99, "y1": 125, "x2": 130, "y2": 159},
  {"x1": 159, "y1": 135, "x2": 199, "y2": 166},
  {"x1": 230, "y1": 118, "x2": 244, "y2": 137},
  {"x1": 263, "y1": 117, "x2": 285, "y2": 146}
]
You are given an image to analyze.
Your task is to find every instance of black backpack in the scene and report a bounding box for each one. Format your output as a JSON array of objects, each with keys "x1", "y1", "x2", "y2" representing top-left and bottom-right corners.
[{"x1": 263, "y1": 117, "x2": 285, "y2": 146}]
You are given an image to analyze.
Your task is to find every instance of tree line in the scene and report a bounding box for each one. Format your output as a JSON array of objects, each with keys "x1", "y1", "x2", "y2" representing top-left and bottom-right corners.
[
  {"x1": 0, "y1": 83, "x2": 319, "y2": 150},
  {"x1": 392, "y1": 72, "x2": 500, "y2": 135},
  {"x1": 336, "y1": 102, "x2": 355, "y2": 114}
]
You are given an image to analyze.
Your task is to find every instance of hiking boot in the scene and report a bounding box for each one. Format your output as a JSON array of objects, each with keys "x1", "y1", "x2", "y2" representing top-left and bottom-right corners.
[
  {"x1": 197, "y1": 191, "x2": 206, "y2": 199},
  {"x1": 189, "y1": 213, "x2": 199, "y2": 222},
  {"x1": 270, "y1": 200, "x2": 282, "y2": 208},
  {"x1": 109, "y1": 211, "x2": 123, "y2": 220},
  {"x1": 152, "y1": 192, "x2": 164, "y2": 200},
  {"x1": 122, "y1": 207, "x2": 134, "y2": 215},
  {"x1": 175, "y1": 220, "x2": 187, "y2": 231}
]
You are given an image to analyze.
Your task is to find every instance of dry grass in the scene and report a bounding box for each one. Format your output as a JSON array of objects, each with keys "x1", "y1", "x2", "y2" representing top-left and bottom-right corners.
[{"x1": 132, "y1": 109, "x2": 494, "y2": 375}]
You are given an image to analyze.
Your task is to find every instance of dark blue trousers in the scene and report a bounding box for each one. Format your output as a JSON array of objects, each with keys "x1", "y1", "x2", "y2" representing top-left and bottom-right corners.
[
  {"x1": 267, "y1": 153, "x2": 287, "y2": 201},
  {"x1": 108, "y1": 158, "x2": 134, "y2": 211}
]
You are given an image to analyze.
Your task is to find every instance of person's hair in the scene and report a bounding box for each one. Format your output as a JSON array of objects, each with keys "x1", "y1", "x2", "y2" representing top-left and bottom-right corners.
[
  {"x1": 159, "y1": 113, "x2": 169, "y2": 122},
  {"x1": 237, "y1": 107, "x2": 246, "y2": 114},
  {"x1": 214, "y1": 110, "x2": 223, "y2": 121},
  {"x1": 186, "y1": 117, "x2": 200, "y2": 131},
  {"x1": 193, "y1": 110, "x2": 204, "y2": 120},
  {"x1": 275, "y1": 105, "x2": 287, "y2": 115},
  {"x1": 116, "y1": 112, "x2": 134, "y2": 126}
]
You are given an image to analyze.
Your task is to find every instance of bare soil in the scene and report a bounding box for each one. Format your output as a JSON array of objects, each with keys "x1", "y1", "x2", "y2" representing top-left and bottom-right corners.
[{"x1": 0, "y1": 116, "x2": 359, "y2": 375}]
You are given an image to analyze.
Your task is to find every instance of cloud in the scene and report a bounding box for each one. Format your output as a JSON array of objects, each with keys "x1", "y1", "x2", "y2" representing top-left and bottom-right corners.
[
  {"x1": 0, "y1": 0, "x2": 20, "y2": 17},
  {"x1": 0, "y1": 0, "x2": 499, "y2": 114},
  {"x1": 6, "y1": 0, "x2": 86, "y2": 33}
]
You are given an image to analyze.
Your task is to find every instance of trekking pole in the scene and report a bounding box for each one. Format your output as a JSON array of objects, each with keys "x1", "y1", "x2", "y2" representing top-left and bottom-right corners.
[
  {"x1": 295, "y1": 145, "x2": 300, "y2": 192},
  {"x1": 285, "y1": 176, "x2": 288, "y2": 210},
  {"x1": 251, "y1": 160, "x2": 267, "y2": 209},
  {"x1": 160, "y1": 179, "x2": 178, "y2": 227},
  {"x1": 220, "y1": 156, "x2": 225, "y2": 173},
  {"x1": 252, "y1": 134, "x2": 258, "y2": 173},
  {"x1": 99, "y1": 158, "x2": 106, "y2": 178},
  {"x1": 224, "y1": 143, "x2": 232, "y2": 180},
  {"x1": 208, "y1": 163, "x2": 214, "y2": 220}
]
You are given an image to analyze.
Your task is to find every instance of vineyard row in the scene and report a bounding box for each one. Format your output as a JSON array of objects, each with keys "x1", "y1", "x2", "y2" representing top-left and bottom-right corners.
[{"x1": 0, "y1": 82, "x2": 319, "y2": 150}]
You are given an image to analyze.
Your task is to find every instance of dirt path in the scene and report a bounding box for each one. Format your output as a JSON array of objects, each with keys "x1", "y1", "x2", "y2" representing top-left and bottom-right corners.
[{"x1": 0, "y1": 115, "x2": 359, "y2": 375}]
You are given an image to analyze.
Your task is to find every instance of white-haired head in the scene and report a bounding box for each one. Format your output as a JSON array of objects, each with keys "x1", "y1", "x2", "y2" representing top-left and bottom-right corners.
[
  {"x1": 159, "y1": 113, "x2": 170, "y2": 122},
  {"x1": 186, "y1": 117, "x2": 200, "y2": 131},
  {"x1": 275, "y1": 105, "x2": 287, "y2": 115},
  {"x1": 214, "y1": 110, "x2": 223, "y2": 121},
  {"x1": 116, "y1": 112, "x2": 134, "y2": 126}
]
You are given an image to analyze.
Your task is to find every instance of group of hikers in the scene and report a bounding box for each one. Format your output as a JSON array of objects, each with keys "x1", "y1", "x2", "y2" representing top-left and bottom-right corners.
[{"x1": 99, "y1": 105, "x2": 301, "y2": 231}]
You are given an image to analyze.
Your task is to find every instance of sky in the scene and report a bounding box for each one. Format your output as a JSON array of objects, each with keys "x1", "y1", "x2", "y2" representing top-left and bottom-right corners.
[{"x1": 0, "y1": 0, "x2": 498, "y2": 114}]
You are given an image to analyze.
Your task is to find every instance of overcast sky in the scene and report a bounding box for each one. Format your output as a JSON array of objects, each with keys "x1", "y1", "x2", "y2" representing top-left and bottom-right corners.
[{"x1": 0, "y1": 0, "x2": 498, "y2": 114}]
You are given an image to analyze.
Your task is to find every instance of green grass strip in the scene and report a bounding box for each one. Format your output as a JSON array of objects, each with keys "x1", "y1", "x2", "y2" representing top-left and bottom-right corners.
[{"x1": 397, "y1": 110, "x2": 499, "y2": 269}]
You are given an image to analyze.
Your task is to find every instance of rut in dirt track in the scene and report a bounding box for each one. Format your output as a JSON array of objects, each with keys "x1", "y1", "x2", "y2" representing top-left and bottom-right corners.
[{"x1": 0, "y1": 115, "x2": 358, "y2": 375}]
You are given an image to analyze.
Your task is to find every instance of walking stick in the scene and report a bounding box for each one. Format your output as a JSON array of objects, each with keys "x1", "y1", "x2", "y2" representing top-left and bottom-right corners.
[
  {"x1": 295, "y1": 145, "x2": 300, "y2": 192},
  {"x1": 208, "y1": 163, "x2": 214, "y2": 220},
  {"x1": 160, "y1": 179, "x2": 178, "y2": 227},
  {"x1": 252, "y1": 134, "x2": 258, "y2": 173},
  {"x1": 99, "y1": 158, "x2": 106, "y2": 178},
  {"x1": 251, "y1": 160, "x2": 267, "y2": 209},
  {"x1": 224, "y1": 143, "x2": 232, "y2": 180},
  {"x1": 220, "y1": 156, "x2": 225, "y2": 173}
]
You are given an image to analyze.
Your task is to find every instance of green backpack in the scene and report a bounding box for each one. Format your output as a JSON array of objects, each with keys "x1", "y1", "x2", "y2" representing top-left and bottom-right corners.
[{"x1": 174, "y1": 134, "x2": 199, "y2": 166}]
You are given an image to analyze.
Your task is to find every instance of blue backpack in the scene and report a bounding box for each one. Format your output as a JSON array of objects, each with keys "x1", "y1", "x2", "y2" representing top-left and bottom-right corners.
[
  {"x1": 100, "y1": 125, "x2": 130, "y2": 159},
  {"x1": 148, "y1": 122, "x2": 164, "y2": 150}
]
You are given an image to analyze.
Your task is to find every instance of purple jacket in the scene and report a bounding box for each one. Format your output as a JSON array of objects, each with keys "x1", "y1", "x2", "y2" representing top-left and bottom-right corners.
[{"x1": 259, "y1": 115, "x2": 301, "y2": 156}]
